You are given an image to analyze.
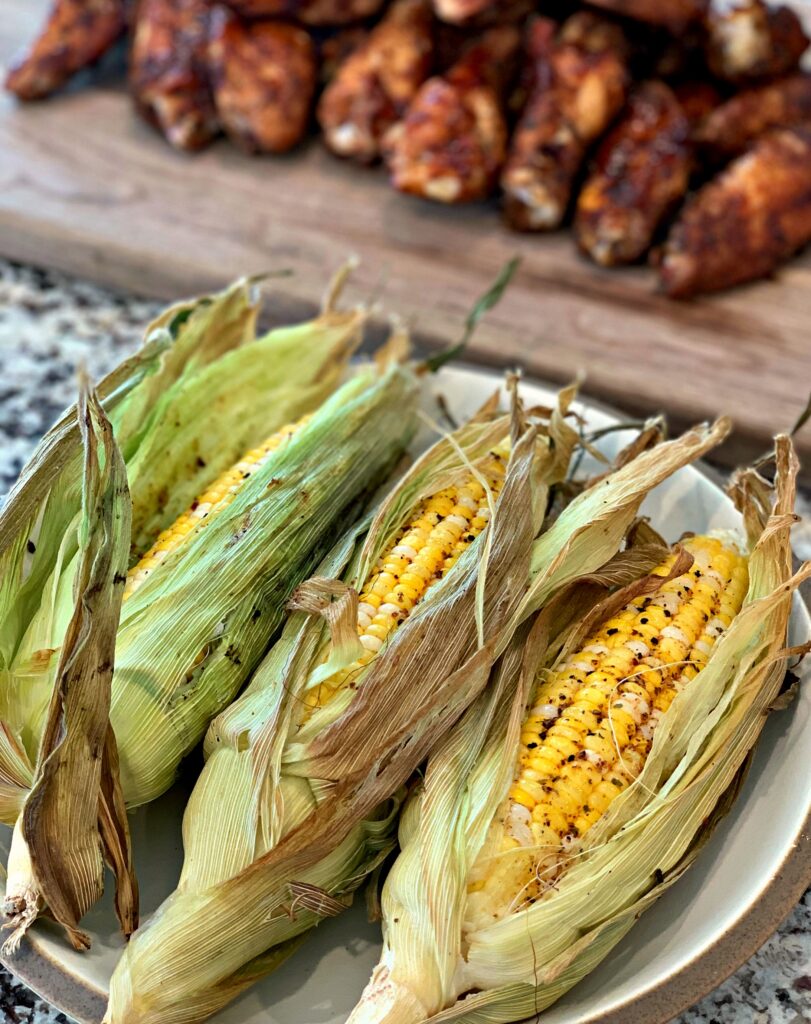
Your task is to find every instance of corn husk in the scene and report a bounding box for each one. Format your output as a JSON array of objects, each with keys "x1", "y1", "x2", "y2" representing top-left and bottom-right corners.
[
  {"x1": 348, "y1": 434, "x2": 804, "y2": 1024},
  {"x1": 0, "y1": 274, "x2": 421, "y2": 951},
  {"x1": 104, "y1": 406, "x2": 730, "y2": 1024},
  {"x1": 103, "y1": 386, "x2": 553, "y2": 1024},
  {"x1": 3, "y1": 381, "x2": 134, "y2": 953}
]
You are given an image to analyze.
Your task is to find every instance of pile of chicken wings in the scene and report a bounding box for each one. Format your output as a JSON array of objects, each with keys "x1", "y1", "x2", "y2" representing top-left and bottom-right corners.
[{"x1": 7, "y1": 0, "x2": 811, "y2": 298}]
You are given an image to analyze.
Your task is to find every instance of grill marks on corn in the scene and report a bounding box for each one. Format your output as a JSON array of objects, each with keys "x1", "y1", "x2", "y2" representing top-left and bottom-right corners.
[
  {"x1": 467, "y1": 535, "x2": 748, "y2": 922},
  {"x1": 124, "y1": 416, "x2": 312, "y2": 600},
  {"x1": 302, "y1": 444, "x2": 510, "y2": 713}
]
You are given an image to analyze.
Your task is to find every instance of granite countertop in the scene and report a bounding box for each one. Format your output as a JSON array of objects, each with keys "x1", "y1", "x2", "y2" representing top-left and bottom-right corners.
[{"x1": 0, "y1": 260, "x2": 808, "y2": 1024}]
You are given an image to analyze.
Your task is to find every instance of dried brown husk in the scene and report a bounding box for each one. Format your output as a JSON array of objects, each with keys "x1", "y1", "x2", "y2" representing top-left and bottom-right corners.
[{"x1": 4, "y1": 383, "x2": 135, "y2": 953}]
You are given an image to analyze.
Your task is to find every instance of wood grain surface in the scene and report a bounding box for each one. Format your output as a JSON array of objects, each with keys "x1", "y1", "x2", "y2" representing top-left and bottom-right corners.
[{"x1": 0, "y1": 0, "x2": 809, "y2": 474}]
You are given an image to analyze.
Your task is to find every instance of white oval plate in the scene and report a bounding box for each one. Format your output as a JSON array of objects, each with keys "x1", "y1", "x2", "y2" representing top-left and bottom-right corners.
[{"x1": 2, "y1": 364, "x2": 809, "y2": 1024}]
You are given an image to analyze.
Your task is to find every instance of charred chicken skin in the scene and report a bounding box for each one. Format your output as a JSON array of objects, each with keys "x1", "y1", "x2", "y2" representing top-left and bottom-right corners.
[
  {"x1": 5, "y1": 0, "x2": 125, "y2": 101},
  {"x1": 130, "y1": 0, "x2": 219, "y2": 151},
  {"x1": 659, "y1": 126, "x2": 811, "y2": 298},
  {"x1": 705, "y1": 0, "x2": 809, "y2": 84},
  {"x1": 501, "y1": 13, "x2": 630, "y2": 231},
  {"x1": 384, "y1": 25, "x2": 519, "y2": 203},
  {"x1": 208, "y1": 7, "x2": 317, "y2": 153},
  {"x1": 696, "y1": 71, "x2": 811, "y2": 156},
  {"x1": 576, "y1": 80, "x2": 691, "y2": 265},
  {"x1": 318, "y1": 0, "x2": 434, "y2": 164}
]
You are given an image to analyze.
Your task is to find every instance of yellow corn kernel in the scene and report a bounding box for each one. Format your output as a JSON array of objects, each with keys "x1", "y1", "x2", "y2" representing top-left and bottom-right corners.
[
  {"x1": 472, "y1": 535, "x2": 749, "y2": 920},
  {"x1": 124, "y1": 415, "x2": 311, "y2": 600},
  {"x1": 303, "y1": 442, "x2": 510, "y2": 719}
]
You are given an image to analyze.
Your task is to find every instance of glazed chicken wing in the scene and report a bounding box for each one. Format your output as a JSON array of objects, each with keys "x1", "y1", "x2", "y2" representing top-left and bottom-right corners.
[
  {"x1": 5, "y1": 0, "x2": 125, "y2": 101},
  {"x1": 218, "y1": 0, "x2": 384, "y2": 26},
  {"x1": 659, "y1": 126, "x2": 811, "y2": 297},
  {"x1": 384, "y1": 25, "x2": 519, "y2": 202},
  {"x1": 576, "y1": 80, "x2": 691, "y2": 265},
  {"x1": 585, "y1": 0, "x2": 708, "y2": 35},
  {"x1": 501, "y1": 13, "x2": 630, "y2": 231},
  {"x1": 208, "y1": 7, "x2": 316, "y2": 152},
  {"x1": 696, "y1": 71, "x2": 811, "y2": 155},
  {"x1": 705, "y1": 0, "x2": 809, "y2": 84},
  {"x1": 318, "y1": 0, "x2": 434, "y2": 163},
  {"x1": 130, "y1": 0, "x2": 219, "y2": 151}
]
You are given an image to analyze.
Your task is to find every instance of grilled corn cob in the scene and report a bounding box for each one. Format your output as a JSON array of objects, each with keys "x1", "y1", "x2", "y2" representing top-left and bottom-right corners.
[
  {"x1": 124, "y1": 415, "x2": 311, "y2": 599},
  {"x1": 0, "y1": 274, "x2": 421, "y2": 950},
  {"x1": 104, "y1": 414, "x2": 732, "y2": 1024},
  {"x1": 104, "y1": 404, "x2": 537, "y2": 1024},
  {"x1": 349, "y1": 435, "x2": 802, "y2": 1024},
  {"x1": 465, "y1": 535, "x2": 748, "y2": 929}
]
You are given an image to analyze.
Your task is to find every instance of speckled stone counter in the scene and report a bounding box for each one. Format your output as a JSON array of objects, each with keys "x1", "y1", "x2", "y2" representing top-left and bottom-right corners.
[{"x1": 0, "y1": 260, "x2": 808, "y2": 1024}]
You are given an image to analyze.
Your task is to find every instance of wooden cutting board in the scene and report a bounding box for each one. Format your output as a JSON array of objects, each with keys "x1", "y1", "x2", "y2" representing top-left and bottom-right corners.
[{"x1": 1, "y1": 0, "x2": 810, "y2": 475}]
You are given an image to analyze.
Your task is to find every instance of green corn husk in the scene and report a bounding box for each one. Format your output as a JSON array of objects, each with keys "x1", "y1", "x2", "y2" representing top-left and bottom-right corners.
[
  {"x1": 347, "y1": 434, "x2": 804, "y2": 1024},
  {"x1": 0, "y1": 274, "x2": 422, "y2": 951},
  {"x1": 103, "y1": 389, "x2": 555, "y2": 1024},
  {"x1": 103, "y1": 403, "x2": 731, "y2": 1024}
]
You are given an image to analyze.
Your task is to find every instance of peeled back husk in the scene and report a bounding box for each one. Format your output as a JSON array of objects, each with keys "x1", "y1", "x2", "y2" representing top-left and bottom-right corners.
[{"x1": 349, "y1": 432, "x2": 803, "y2": 1024}]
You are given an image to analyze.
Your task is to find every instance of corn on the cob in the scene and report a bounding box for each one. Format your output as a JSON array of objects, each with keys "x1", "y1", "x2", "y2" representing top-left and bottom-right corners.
[
  {"x1": 348, "y1": 435, "x2": 802, "y2": 1024},
  {"x1": 304, "y1": 443, "x2": 509, "y2": 713},
  {"x1": 465, "y1": 535, "x2": 748, "y2": 929},
  {"x1": 104, "y1": 415, "x2": 733, "y2": 1024},
  {"x1": 0, "y1": 275, "x2": 422, "y2": 951},
  {"x1": 124, "y1": 415, "x2": 311, "y2": 599},
  {"x1": 103, "y1": 395, "x2": 568, "y2": 1024}
]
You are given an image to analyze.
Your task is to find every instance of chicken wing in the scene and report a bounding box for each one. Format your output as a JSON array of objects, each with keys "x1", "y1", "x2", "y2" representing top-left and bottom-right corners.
[
  {"x1": 585, "y1": 0, "x2": 708, "y2": 35},
  {"x1": 659, "y1": 126, "x2": 811, "y2": 297},
  {"x1": 5, "y1": 0, "x2": 125, "y2": 101},
  {"x1": 671, "y1": 79, "x2": 722, "y2": 135},
  {"x1": 317, "y1": 0, "x2": 433, "y2": 163},
  {"x1": 705, "y1": 0, "x2": 809, "y2": 84},
  {"x1": 501, "y1": 13, "x2": 630, "y2": 231},
  {"x1": 575, "y1": 80, "x2": 691, "y2": 265},
  {"x1": 218, "y1": 0, "x2": 384, "y2": 26},
  {"x1": 432, "y1": 0, "x2": 531, "y2": 28},
  {"x1": 384, "y1": 25, "x2": 519, "y2": 202},
  {"x1": 696, "y1": 71, "x2": 811, "y2": 155},
  {"x1": 130, "y1": 0, "x2": 219, "y2": 151},
  {"x1": 319, "y1": 27, "x2": 369, "y2": 84},
  {"x1": 208, "y1": 8, "x2": 316, "y2": 152}
]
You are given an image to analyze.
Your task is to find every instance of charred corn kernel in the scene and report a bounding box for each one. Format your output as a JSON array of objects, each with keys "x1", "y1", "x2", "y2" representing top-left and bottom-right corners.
[
  {"x1": 532, "y1": 803, "x2": 569, "y2": 835},
  {"x1": 124, "y1": 415, "x2": 312, "y2": 599},
  {"x1": 469, "y1": 535, "x2": 748, "y2": 918},
  {"x1": 302, "y1": 444, "x2": 511, "y2": 717}
]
